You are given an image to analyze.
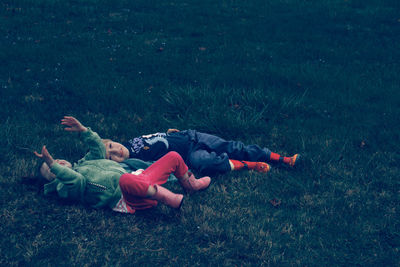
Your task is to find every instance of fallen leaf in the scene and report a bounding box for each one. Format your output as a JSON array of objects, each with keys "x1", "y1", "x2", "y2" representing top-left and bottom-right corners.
[
  {"x1": 270, "y1": 198, "x2": 281, "y2": 207},
  {"x1": 360, "y1": 140, "x2": 366, "y2": 148}
]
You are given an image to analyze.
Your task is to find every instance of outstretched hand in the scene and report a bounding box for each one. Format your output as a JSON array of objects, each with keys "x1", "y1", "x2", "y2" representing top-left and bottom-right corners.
[
  {"x1": 61, "y1": 116, "x2": 87, "y2": 132},
  {"x1": 34, "y1": 146, "x2": 55, "y2": 167}
]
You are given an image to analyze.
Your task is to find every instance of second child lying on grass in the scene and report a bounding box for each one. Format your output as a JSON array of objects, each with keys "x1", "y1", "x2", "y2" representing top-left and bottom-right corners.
[
  {"x1": 33, "y1": 116, "x2": 211, "y2": 214},
  {"x1": 103, "y1": 128, "x2": 300, "y2": 175}
]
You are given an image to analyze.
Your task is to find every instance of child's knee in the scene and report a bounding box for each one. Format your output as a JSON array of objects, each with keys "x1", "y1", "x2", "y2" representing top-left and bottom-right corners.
[
  {"x1": 189, "y1": 151, "x2": 229, "y2": 174},
  {"x1": 165, "y1": 151, "x2": 183, "y2": 162},
  {"x1": 119, "y1": 173, "x2": 149, "y2": 197},
  {"x1": 119, "y1": 173, "x2": 136, "y2": 188}
]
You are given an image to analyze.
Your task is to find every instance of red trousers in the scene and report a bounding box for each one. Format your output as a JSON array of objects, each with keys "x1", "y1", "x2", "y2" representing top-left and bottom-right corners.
[{"x1": 119, "y1": 151, "x2": 188, "y2": 211}]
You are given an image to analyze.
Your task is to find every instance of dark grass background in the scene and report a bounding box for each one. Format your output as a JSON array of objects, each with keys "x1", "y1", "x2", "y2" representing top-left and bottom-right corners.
[{"x1": 1, "y1": 0, "x2": 399, "y2": 266}]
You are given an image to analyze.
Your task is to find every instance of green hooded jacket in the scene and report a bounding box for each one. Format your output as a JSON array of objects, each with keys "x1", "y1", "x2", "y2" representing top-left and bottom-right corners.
[{"x1": 44, "y1": 128, "x2": 127, "y2": 209}]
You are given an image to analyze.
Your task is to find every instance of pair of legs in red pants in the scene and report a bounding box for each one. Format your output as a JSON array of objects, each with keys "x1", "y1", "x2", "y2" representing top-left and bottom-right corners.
[{"x1": 119, "y1": 151, "x2": 191, "y2": 211}]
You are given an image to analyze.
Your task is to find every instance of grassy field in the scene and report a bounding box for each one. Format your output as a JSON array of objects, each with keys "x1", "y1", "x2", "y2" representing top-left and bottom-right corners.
[{"x1": 1, "y1": 0, "x2": 399, "y2": 266}]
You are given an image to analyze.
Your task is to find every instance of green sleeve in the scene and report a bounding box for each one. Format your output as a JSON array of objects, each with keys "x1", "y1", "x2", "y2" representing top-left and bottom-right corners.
[
  {"x1": 51, "y1": 162, "x2": 84, "y2": 182},
  {"x1": 44, "y1": 163, "x2": 86, "y2": 200},
  {"x1": 79, "y1": 128, "x2": 106, "y2": 161}
]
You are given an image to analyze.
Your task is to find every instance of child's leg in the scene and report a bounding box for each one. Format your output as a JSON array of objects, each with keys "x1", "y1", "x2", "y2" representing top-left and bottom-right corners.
[
  {"x1": 188, "y1": 149, "x2": 232, "y2": 175},
  {"x1": 119, "y1": 152, "x2": 188, "y2": 210},
  {"x1": 152, "y1": 184, "x2": 183, "y2": 209},
  {"x1": 145, "y1": 184, "x2": 157, "y2": 197},
  {"x1": 229, "y1": 160, "x2": 270, "y2": 173},
  {"x1": 144, "y1": 152, "x2": 211, "y2": 193},
  {"x1": 139, "y1": 151, "x2": 209, "y2": 202},
  {"x1": 193, "y1": 131, "x2": 270, "y2": 162},
  {"x1": 118, "y1": 151, "x2": 188, "y2": 209},
  {"x1": 269, "y1": 152, "x2": 300, "y2": 167},
  {"x1": 142, "y1": 151, "x2": 188, "y2": 181},
  {"x1": 193, "y1": 131, "x2": 299, "y2": 167},
  {"x1": 119, "y1": 173, "x2": 158, "y2": 210},
  {"x1": 119, "y1": 173, "x2": 183, "y2": 209},
  {"x1": 187, "y1": 148, "x2": 270, "y2": 175}
]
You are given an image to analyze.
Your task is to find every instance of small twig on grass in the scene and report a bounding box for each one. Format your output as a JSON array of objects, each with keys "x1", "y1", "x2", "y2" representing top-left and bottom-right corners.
[{"x1": 136, "y1": 248, "x2": 165, "y2": 252}]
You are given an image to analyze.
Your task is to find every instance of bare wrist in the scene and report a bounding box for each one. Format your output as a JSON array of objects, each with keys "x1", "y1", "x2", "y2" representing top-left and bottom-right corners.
[{"x1": 47, "y1": 158, "x2": 55, "y2": 166}]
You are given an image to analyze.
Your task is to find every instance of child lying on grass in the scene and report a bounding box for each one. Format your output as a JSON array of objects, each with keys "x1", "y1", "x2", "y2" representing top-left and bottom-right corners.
[
  {"x1": 103, "y1": 128, "x2": 300, "y2": 175},
  {"x1": 33, "y1": 116, "x2": 210, "y2": 214}
]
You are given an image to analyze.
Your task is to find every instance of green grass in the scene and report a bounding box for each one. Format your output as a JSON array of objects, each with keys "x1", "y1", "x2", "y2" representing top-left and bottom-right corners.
[{"x1": 1, "y1": 0, "x2": 399, "y2": 266}]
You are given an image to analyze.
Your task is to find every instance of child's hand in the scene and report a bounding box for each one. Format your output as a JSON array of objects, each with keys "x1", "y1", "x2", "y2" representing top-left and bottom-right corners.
[
  {"x1": 167, "y1": 128, "x2": 180, "y2": 133},
  {"x1": 61, "y1": 116, "x2": 88, "y2": 132},
  {"x1": 34, "y1": 146, "x2": 55, "y2": 167}
]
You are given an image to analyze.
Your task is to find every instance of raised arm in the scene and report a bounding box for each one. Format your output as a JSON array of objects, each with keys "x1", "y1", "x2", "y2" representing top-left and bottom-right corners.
[
  {"x1": 34, "y1": 145, "x2": 83, "y2": 182},
  {"x1": 34, "y1": 146, "x2": 85, "y2": 199},
  {"x1": 47, "y1": 162, "x2": 86, "y2": 200},
  {"x1": 61, "y1": 116, "x2": 106, "y2": 160},
  {"x1": 61, "y1": 116, "x2": 88, "y2": 132}
]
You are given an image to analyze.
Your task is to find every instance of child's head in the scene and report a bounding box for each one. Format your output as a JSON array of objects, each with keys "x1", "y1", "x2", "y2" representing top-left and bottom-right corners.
[
  {"x1": 102, "y1": 139, "x2": 129, "y2": 162},
  {"x1": 39, "y1": 159, "x2": 72, "y2": 182}
]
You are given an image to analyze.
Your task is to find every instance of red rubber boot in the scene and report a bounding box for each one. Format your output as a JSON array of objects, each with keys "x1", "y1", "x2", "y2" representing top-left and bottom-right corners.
[
  {"x1": 153, "y1": 185, "x2": 184, "y2": 209},
  {"x1": 179, "y1": 172, "x2": 211, "y2": 193}
]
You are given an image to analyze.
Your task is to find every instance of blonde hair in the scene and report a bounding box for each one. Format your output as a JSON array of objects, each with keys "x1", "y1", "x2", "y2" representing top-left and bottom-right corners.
[{"x1": 101, "y1": 139, "x2": 112, "y2": 146}]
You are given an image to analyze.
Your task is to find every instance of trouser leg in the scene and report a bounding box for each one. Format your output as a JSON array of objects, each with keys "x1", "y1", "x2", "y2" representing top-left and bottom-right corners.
[
  {"x1": 118, "y1": 151, "x2": 188, "y2": 209},
  {"x1": 187, "y1": 149, "x2": 231, "y2": 175},
  {"x1": 194, "y1": 131, "x2": 271, "y2": 162},
  {"x1": 142, "y1": 151, "x2": 188, "y2": 180}
]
